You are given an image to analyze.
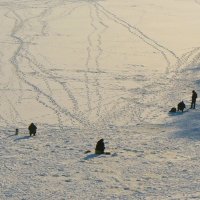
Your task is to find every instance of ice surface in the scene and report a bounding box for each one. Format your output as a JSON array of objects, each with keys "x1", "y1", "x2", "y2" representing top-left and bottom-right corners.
[{"x1": 1, "y1": 0, "x2": 200, "y2": 199}]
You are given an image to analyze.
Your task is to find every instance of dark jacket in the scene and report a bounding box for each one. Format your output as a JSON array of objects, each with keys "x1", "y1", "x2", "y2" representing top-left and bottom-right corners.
[
  {"x1": 177, "y1": 101, "x2": 185, "y2": 112},
  {"x1": 169, "y1": 107, "x2": 176, "y2": 113},
  {"x1": 95, "y1": 139, "x2": 105, "y2": 154},
  {"x1": 192, "y1": 91, "x2": 197, "y2": 101},
  {"x1": 28, "y1": 123, "x2": 37, "y2": 135}
]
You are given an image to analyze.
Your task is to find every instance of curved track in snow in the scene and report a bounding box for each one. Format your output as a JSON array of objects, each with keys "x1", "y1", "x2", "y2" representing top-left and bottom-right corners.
[
  {"x1": 1, "y1": 1, "x2": 200, "y2": 199},
  {"x1": 0, "y1": 0, "x2": 200, "y2": 130}
]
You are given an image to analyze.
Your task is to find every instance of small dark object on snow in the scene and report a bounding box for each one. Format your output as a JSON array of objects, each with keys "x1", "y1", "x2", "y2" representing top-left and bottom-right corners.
[
  {"x1": 84, "y1": 150, "x2": 91, "y2": 154},
  {"x1": 104, "y1": 152, "x2": 111, "y2": 155},
  {"x1": 28, "y1": 123, "x2": 37, "y2": 136},
  {"x1": 15, "y1": 128, "x2": 19, "y2": 135},
  {"x1": 95, "y1": 139, "x2": 105, "y2": 154},
  {"x1": 191, "y1": 90, "x2": 197, "y2": 109},
  {"x1": 169, "y1": 107, "x2": 176, "y2": 113},
  {"x1": 177, "y1": 101, "x2": 186, "y2": 112}
]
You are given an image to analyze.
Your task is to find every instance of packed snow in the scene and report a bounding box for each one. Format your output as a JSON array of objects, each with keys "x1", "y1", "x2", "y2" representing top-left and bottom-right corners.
[{"x1": 1, "y1": 0, "x2": 200, "y2": 199}]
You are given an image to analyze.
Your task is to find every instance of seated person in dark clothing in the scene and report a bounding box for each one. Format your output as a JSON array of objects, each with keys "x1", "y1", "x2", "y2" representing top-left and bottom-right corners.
[
  {"x1": 177, "y1": 101, "x2": 185, "y2": 112},
  {"x1": 28, "y1": 123, "x2": 37, "y2": 136},
  {"x1": 95, "y1": 139, "x2": 105, "y2": 154},
  {"x1": 169, "y1": 107, "x2": 176, "y2": 113}
]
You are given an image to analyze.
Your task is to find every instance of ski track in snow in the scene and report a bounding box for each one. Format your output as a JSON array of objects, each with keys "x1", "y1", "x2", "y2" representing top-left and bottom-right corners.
[
  {"x1": 194, "y1": 0, "x2": 200, "y2": 6},
  {"x1": 1, "y1": 0, "x2": 200, "y2": 199}
]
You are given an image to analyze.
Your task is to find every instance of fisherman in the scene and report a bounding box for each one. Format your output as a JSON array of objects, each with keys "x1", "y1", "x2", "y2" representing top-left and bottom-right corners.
[
  {"x1": 191, "y1": 90, "x2": 197, "y2": 109},
  {"x1": 28, "y1": 123, "x2": 37, "y2": 136},
  {"x1": 177, "y1": 101, "x2": 185, "y2": 112},
  {"x1": 95, "y1": 139, "x2": 105, "y2": 154},
  {"x1": 169, "y1": 107, "x2": 176, "y2": 113}
]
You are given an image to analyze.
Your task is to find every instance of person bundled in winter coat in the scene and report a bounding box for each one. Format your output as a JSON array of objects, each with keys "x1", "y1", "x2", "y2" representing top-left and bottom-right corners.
[
  {"x1": 169, "y1": 107, "x2": 176, "y2": 113},
  {"x1": 95, "y1": 139, "x2": 105, "y2": 154},
  {"x1": 177, "y1": 101, "x2": 185, "y2": 112},
  {"x1": 28, "y1": 123, "x2": 37, "y2": 136},
  {"x1": 191, "y1": 90, "x2": 197, "y2": 109}
]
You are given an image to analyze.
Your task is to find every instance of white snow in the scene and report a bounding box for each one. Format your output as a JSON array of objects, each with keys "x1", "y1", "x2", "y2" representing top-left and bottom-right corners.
[{"x1": 1, "y1": 0, "x2": 200, "y2": 199}]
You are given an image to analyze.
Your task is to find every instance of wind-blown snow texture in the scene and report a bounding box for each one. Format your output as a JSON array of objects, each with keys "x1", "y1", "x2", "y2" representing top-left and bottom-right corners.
[{"x1": 1, "y1": 0, "x2": 200, "y2": 199}]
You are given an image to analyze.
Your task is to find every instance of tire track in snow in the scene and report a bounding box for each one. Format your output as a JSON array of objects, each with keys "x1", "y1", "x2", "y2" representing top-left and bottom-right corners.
[
  {"x1": 22, "y1": 50, "x2": 54, "y2": 97},
  {"x1": 5, "y1": 10, "x2": 25, "y2": 107},
  {"x1": 89, "y1": 3, "x2": 182, "y2": 125},
  {"x1": 4, "y1": 6, "x2": 59, "y2": 123},
  {"x1": 16, "y1": 68, "x2": 92, "y2": 127},
  {"x1": 24, "y1": 52, "x2": 83, "y2": 128},
  {"x1": 82, "y1": 2, "x2": 118, "y2": 128},
  {"x1": 194, "y1": 0, "x2": 200, "y2": 6},
  {"x1": 173, "y1": 0, "x2": 200, "y2": 105},
  {"x1": 93, "y1": 3, "x2": 108, "y2": 117},
  {"x1": 87, "y1": 3, "x2": 105, "y2": 118},
  {"x1": 0, "y1": 114, "x2": 11, "y2": 127},
  {"x1": 10, "y1": 3, "x2": 91, "y2": 128},
  {"x1": 178, "y1": 47, "x2": 200, "y2": 67},
  {"x1": 83, "y1": 2, "x2": 132, "y2": 128},
  {"x1": 81, "y1": 3, "x2": 103, "y2": 116},
  {"x1": 3, "y1": 1, "x2": 86, "y2": 128},
  {"x1": 40, "y1": 3, "x2": 84, "y2": 36},
  {"x1": 6, "y1": 8, "x2": 67, "y2": 128},
  {"x1": 90, "y1": 5, "x2": 102, "y2": 117},
  {"x1": 93, "y1": 2, "x2": 200, "y2": 126},
  {"x1": 95, "y1": 2, "x2": 180, "y2": 71},
  {"x1": 0, "y1": 51, "x2": 4, "y2": 72},
  {"x1": 84, "y1": 5, "x2": 94, "y2": 112},
  {"x1": 160, "y1": 46, "x2": 200, "y2": 112},
  {"x1": 189, "y1": 51, "x2": 200, "y2": 66},
  {"x1": 8, "y1": 9, "x2": 93, "y2": 128},
  {"x1": 6, "y1": 96, "x2": 26, "y2": 127},
  {"x1": 22, "y1": 50, "x2": 80, "y2": 113},
  {"x1": 35, "y1": 94, "x2": 66, "y2": 130},
  {"x1": 8, "y1": 9, "x2": 66, "y2": 128},
  {"x1": 27, "y1": 4, "x2": 83, "y2": 114}
]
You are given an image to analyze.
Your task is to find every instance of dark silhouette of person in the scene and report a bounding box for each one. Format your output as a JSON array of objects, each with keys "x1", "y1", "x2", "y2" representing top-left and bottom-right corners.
[
  {"x1": 169, "y1": 107, "x2": 176, "y2": 113},
  {"x1": 95, "y1": 139, "x2": 105, "y2": 154},
  {"x1": 191, "y1": 90, "x2": 197, "y2": 109},
  {"x1": 28, "y1": 123, "x2": 37, "y2": 136},
  {"x1": 177, "y1": 101, "x2": 185, "y2": 112}
]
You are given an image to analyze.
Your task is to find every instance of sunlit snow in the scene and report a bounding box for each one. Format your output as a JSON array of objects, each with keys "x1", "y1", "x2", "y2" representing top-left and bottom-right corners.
[{"x1": 1, "y1": 0, "x2": 200, "y2": 199}]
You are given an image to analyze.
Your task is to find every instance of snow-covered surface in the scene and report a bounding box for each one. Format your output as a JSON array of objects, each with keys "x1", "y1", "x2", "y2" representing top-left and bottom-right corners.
[{"x1": 1, "y1": 0, "x2": 200, "y2": 199}]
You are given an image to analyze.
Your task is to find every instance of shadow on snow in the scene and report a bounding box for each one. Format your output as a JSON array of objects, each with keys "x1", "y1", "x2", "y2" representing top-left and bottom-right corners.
[
  {"x1": 171, "y1": 108, "x2": 200, "y2": 140},
  {"x1": 84, "y1": 153, "x2": 101, "y2": 160},
  {"x1": 14, "y1": 136, "x2": 32, "y2": 141}
]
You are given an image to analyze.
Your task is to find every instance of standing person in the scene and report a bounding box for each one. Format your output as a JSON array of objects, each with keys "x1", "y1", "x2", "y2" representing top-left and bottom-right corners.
[
  {"x1": 95, "y1": 139, "x2": 105, "y2": 154},
  {"x1": 191, "y1": 90, "x2": 197, "y2": 109},
  {"x1": 28, "y1": 123, "x2": 37, "y2": 136}
]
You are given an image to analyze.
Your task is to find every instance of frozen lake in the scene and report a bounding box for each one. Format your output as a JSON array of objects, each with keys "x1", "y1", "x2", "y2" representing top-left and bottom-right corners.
[{"x1": 1, "y1": 0, "x2": 200, "y2": 199}]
